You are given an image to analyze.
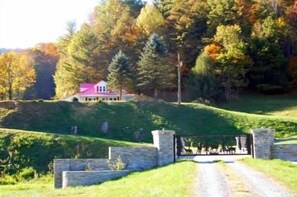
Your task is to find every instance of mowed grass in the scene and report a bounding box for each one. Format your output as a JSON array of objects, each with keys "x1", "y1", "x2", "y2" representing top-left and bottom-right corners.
[
  {"x1": 1, "y1": 100, "x2": 297, "y2": 141},
  {"x1": 0, "y1": 161, "x2": 197, "y2": 197},
  {"x1": 219, "y1": 93, "x2": 297, "y2": 117},
  {"x1": 241, "y1": 158, "x2": 297, "y2": 194},
  {"x1": 274, "y1": 136, "x2": 297, "y2": 144}
]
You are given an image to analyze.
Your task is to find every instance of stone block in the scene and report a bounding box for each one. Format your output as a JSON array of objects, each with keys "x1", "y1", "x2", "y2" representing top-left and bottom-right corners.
[{"x1": 252, "y1": 128, "x2": 275, "y2": 159}]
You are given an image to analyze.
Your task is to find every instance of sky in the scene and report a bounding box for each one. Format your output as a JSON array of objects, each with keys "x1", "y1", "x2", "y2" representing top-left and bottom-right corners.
[{"x1": 0, "y1": 0, "x2": 99, "y2": 49}]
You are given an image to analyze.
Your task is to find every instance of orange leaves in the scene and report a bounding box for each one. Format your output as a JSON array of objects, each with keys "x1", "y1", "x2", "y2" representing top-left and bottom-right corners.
[
  {"x1": 0, "y1": 51, "x2": 36, "y2": 99},
  {"x1": 204, "y1": 44, "x2": 222, "y2": 62}
]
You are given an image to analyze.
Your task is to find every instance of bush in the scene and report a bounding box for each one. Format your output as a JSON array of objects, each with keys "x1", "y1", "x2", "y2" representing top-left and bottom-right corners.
[
  {"x1": 0, "y1": 175, "x2": 16, "y2": 185},
  {"x1": 15, "y1": 167, "x2": 37, "y2": 181},
  {"x1": 108, "y1": 156, "x2": 128, "y2": 171}
]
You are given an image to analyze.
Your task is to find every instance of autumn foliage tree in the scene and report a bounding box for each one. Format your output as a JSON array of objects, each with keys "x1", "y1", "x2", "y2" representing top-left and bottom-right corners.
[{"x1": 0, "y1": 52, "x2": 36, "y2": 100}]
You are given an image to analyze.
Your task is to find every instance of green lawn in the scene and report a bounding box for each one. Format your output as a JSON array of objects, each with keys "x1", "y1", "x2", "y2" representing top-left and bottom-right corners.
[
  {"x1": 1, "y1": 101, "x2": 297, "y2": 141},
  {"x1": 218, "y1": 93, "x2": 297, "y2": 117},
  {"x1": 241, "y1": 158, "x2": 297, "y2": 195},
  {"x1": 0, "y1": 161, "x2": 197, "y2": 197},
  {"x1": 275, "y1": 136, "x2": 297, "y2": 144}
]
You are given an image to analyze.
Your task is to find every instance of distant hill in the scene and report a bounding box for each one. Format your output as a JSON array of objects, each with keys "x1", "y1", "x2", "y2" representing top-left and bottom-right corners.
[
  {"x1": 0, "y1": 48, "x2": 23, "y2": 54},
  {"x1": 0, "y1": 100, "x2": 296, "y2": 141},
  {"x1": 0, "y1": 48, "x2": 9, "y2": 54}
]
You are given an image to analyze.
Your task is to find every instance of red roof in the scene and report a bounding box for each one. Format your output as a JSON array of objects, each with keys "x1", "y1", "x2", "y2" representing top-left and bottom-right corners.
[
  {"x1": 77, "y1": 82, "x2": 124, "y2": 96},
  {"x1": 80, "y1": 83, "x2": 94, "y2": 90}
]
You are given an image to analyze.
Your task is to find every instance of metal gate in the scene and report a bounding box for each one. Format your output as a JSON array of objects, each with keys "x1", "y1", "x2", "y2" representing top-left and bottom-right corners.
[{"x1": 173, "y1": 134, "x2": 253, "y2": 161}]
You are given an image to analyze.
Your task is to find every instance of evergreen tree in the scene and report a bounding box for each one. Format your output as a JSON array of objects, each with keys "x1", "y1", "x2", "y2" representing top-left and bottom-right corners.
[
  {"x1": 107, "y1": 50, "x2": 135, "y2": 100},
  {"x1": 137, "y1": 33, "x2": 175, "y2": 99},
  {"x1": 54, "y1": 24, "x2": 102, "y2": 99}
]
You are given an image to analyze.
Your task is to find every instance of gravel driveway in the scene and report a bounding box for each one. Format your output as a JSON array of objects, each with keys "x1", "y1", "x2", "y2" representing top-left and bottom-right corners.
[
  {"x1": 197, "y1": 162, "x2": 229, "y2": 197},
  {"x1": 192, "y1": 156, "x2": 295, "y2": 197}
]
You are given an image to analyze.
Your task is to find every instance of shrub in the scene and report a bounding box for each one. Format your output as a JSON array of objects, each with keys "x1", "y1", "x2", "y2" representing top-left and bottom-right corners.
[
  {"x1": 0, "y1": 175, "x2": 16, "y2": 185},
  {"x1": 15, "y1": 167, "x2": 37, "y2": 181},
  {"x1": 108, "y1": 156, "x2": 128, "y2": 171}
]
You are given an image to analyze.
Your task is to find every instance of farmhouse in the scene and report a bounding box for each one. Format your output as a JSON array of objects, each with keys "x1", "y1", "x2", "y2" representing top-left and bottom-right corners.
[{"x1": 62, "y1": 80, "x2": 134, "y2": 102}]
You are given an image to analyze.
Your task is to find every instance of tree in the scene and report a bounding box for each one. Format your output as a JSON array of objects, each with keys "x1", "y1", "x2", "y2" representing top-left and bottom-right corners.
[
  {"x1": 165, "y1": 0, "x2": 209, "y2": 68},
  {"x1": 247, "y1": 38, "x2": 287, "y2": 93},
  {"x1": 0, "y1": 52, "x2": 36, "y2": 100},
  {"x1": 107, "y1": 50, "x2": 135, "y2": 100},
  {"x1": 213, "y1": 25, "x2": 251, "y2": 100},
  {"x1": 122, "y1": 0, "x2": 144, "y2": 17},
  {"x1": 186, "y1": 51, "x2": 220, "y2": 102},
  {"x1": 137, "y1": 33, "x2": 175, "y2": 99},
  {"x1": 248, "y1": 13, "x2": 289, "y2": 93},
  {"x1": 54, "y1": 22, "x2": 76, "y2": 99},
  {"x1": 91, "y1": 0, "x2": 144, "y2": 72},
  {"x1": 206, "y1": 0, "x2": 239, "y2": 36},
  {"x1": 24, "y1": 43, "x2": 59, "y2": 99},
  {"x1": 54, "y1": 24, "x2": 102, "y2": 99},
  {"x1": 136, "y1": 4, "x2": 165, "y2": 36}
]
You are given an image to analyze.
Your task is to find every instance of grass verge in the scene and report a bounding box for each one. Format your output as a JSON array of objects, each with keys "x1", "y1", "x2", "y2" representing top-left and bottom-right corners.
[
  {"x1": 240, "y1": 158, "x2": 297, "y2": 195},
  {"x1": 0, "y1": 161, "x2": 197, "y2": 197}
]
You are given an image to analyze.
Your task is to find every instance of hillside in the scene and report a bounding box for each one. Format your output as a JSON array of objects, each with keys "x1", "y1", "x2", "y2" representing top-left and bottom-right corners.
[
  {"x1": 1, "y1": 100, "x2": 297, "y2": 141},
  {"x1": 0, "y1": 128, "x2": 143, "y2": 182},
  {"x1": 219, "y1": 93, "x2": 297, "y2": 117}
]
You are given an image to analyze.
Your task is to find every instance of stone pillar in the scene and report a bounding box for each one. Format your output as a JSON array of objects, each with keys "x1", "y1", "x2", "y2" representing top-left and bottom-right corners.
[
  {"x1": 252, "y1": 128, "x2": 275, "y2": 159},
  {"x1": 152, "y1": 130, "x2": 175, "y2": 166},
  {"x1": 54, "y1": 159, "x2": 70, "y2": 188}
]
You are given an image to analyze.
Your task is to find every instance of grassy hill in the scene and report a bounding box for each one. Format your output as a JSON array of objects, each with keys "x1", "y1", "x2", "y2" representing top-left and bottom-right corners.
[
  {"x1": 219, "y1": 93, "x2": 297, "y2": 117},
  {"x1": 1, "y1": 99, "x2": 297, "y2": 184},
  {"x1": 1, "y1": 100, "x2": 297, "y2": 141},
  {"x1": 0, "y1": 128, "x2": 143, "y2": 183}
]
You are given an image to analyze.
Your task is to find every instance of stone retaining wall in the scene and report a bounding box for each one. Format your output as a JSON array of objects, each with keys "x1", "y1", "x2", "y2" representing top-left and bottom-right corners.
[
  {"x1": 62, "y1": 170, "x2": 130, "y2": 188},
  {"x1": 109, "y1": 147, "x2": 157, "y2": 170},
  {"x1": 54, "y1": 159, "x2": 109, "y2": 188},
  {"x1": 54, "y1": 130, "x2": 175, "y2": 188},
  {"x1": 272, "y1": 144, "x2": 297, "y2": 162}
]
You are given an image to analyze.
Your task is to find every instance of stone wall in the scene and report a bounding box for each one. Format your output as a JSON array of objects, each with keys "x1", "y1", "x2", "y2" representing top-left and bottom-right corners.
[
  {"x1": 252, "y1": 128, "x2": 275, "y2": 159},
  {"x1": 54, "y1": 159, "x2": 109, "y2": 188},
  {"x1": 272, "y1": 144, "x2": 297, "y2": 162},
  {"x1": 54, "y1": 130, "x2": 176, "y2": 188},
  {"x1": 62, "y1": 170, "x2": 130, "y2": 188},
  {"x1": 109, "y1": 147, "x2": 157, "y2": 170}
]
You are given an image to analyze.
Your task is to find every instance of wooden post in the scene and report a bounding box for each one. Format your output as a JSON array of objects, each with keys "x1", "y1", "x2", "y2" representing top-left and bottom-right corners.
[{"x1": 177, "y1": 53, "x2": 183, "y2": 105}]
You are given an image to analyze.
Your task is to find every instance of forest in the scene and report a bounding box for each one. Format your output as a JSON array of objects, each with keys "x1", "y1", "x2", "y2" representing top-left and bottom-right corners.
[{"x1": 0, "y1": 0, "x2": 297, "y2": 102}]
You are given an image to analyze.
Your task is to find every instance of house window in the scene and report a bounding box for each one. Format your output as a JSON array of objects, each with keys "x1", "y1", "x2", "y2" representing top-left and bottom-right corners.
[
  {"x1": 97, "y1": 86, "x2": 99, "y2": 92},
  {"x1": 103, "y1": 86, "x2": 106, "y2": 92},
  {"x1": 99, "y1": 86, "x2": 102, "y2": 92}
]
